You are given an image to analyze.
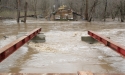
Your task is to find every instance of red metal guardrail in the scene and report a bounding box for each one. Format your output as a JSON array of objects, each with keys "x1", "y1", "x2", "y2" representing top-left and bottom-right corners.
[
  {"x1": 88, "y1": 31, "x2": 125, "y2": 57},
  {"x1": 0, "y1": 28, "x2": 41, "y2": 62}
]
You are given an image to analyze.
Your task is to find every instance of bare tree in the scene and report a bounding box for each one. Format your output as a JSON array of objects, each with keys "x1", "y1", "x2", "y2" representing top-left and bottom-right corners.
[
  {"x1": 80, "y1": 0, "x2": 85, "y2": 17},
  {"x1": 88, "y1": 0, "x2": 98, "y2": 22},
  {"x1": 1, "y1": 0, "x2": 125, "y2": 22},
  {"x1": 85, "y1": 0, "x2": 89, "y2": 20},
  {"x1": 55, "y1": 0, "x2": 60, "y2": 9},
  {"x1": 17, "y1": 0, "x2": 21, "y2": 23},
  {"x1": 0, "y1": 0, "x2": 1, "y2": 4},
  {"x1": 24, "y1": 2, "x2": 28, "y2": 23},
  {"x1": 40, "y1": 0, "x2": 50, "y2": 17},
  {"x1": 66, "y1": 0, "x2": 73, "y2": 9},
  {"x1": 30, "y1": 0, "x2": 37, "y2": 18},
  {"x1": 103, "y1": 0, "x2": 107, "y2": 21},
  {"x1": 119, "y1": 0, "x2": 124, "y2": 22}
]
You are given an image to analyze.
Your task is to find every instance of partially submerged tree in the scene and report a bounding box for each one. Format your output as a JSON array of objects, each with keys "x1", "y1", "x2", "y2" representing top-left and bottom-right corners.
[
  {"x1": 119, "y1": 0, "x2": 124, "y2": 22},
  {"x1": 24, "y1": 2, "x2": 28, "y2": 23},
  {"x1": 103, "y1": 0, "x2": 107, "y2": 21},
  {"x1": 88, "y1": 0, "x2": 99, "y2": 22},
  {"x1": 55, "y1": 0, "x2": 60, "y2": 9},
  {"x1": 85, "y1": 0, "x2": 89, "y2": 20},
  {"x1": 1, "y1": 0, "x2": 125, "y2": 22},
  {"x1": 30, "y1": 0, "x2": 37, "y2": 18},
  {"x1": 16, "y1": 0, "x2": 21, "y2": 23},
  {"x1": 40, "y1": 0, "x2": 50, "y2": 17}
]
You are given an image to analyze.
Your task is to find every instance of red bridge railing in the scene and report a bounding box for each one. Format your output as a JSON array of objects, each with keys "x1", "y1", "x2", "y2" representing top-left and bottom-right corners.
[
  {"x1": 0, "y1": 28, "x2": 41, "y2": 62},
  {"x1": 88, "y1": 31, "x2": 125, "y2": 57}
]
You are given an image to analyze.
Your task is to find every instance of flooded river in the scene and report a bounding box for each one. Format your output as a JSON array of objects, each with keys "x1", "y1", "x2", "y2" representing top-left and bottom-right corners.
[{"x1": 0, "y1": 20, "x2": 125, "y2": 73}]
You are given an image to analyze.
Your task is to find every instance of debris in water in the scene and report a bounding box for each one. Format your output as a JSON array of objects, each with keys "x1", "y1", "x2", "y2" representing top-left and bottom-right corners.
[
  {"x1": 3, "y1": 35, "x2": 8, "y2": 40},
  {"x1": 72, "y1": 32, "x2": 78, "y2": 37},
  {"x1": 28, "y1": 42, "x2": 57, "y2": 53}
]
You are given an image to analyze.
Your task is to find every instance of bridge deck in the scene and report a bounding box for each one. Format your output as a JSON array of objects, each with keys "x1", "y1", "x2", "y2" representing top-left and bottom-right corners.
[
  {"x1": 0, "y1": 28, "x2": 41, "y2": 62},
  {"x1": 0, "y1": 73, "x2": 125, "y2": 75},
  {"x1": 88, "y1": 31, "x2": 125, "y2": 57}
]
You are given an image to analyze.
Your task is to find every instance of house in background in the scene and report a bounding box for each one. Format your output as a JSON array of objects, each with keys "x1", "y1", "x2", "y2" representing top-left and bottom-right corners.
[{"x1": 51, "y1": 5, "x2": 75, "y2": 21}]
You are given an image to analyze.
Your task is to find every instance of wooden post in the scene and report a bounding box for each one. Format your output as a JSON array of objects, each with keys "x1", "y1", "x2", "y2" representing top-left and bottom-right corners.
[
  {"x1": 17, "y1": 0, "x2": 21, "y2": 23},
  {"x1": 24, "y1": 2, "x2": 28, "y2": 23}
]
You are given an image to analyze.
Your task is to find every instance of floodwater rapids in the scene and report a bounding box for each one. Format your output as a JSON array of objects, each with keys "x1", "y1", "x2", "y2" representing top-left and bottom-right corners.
[{"x1": 0, "y1": 20, "x2": 125, "y2": 73}]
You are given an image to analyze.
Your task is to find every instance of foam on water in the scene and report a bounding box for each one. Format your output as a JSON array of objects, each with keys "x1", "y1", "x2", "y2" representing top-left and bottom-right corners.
[
  {"x1": 2, "y1": 20, "x2": 17, "y2": 25},
  {"x1": 98, "y1": 29, "x2": 125, "y2": 46},
  {"x1": 0, "y1": 36, "x2": 16, "y2": 48},
  {"x1": 28, "y1": 31, "x2": 86, "y2": 53},
  {"x1": 0, "y1": 46, "x2": 28, "y2": 72},
  {"x1": 0, "y1": 35, "x2": 28, "y2": 72},
  {"x1": 29, "y1": 42, "x2": 57, "y2": 53},
  {"x1": 1, "y1": 20, "x2": 125, "y2": 73},
  {"x1": 93, "y1": 29, "x2": 125, "y2": 72}
]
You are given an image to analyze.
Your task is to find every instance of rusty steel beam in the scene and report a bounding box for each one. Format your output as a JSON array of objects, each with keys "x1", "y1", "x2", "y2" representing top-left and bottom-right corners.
[
  {"x1": 88, "y1": 31, "x2": 125, "y2": 57},
  {"x1": 0, "y1": 28, "x2": 41, "y2": 62}
]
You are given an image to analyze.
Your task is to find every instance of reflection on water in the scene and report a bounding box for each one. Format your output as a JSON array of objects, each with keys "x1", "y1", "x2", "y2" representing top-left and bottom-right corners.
[{"x1": 0, "y1": 20, "x2": 125, "y2": 73}]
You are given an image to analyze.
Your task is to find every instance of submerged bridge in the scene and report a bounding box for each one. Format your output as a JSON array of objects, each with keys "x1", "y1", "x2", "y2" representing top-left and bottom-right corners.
[
  {"x1": 0, "y1": 28, "x2": 41, "y2": 62},
  {"x1": 88, "y1": 31, "x2": 125, "y2": 57},
  {"x1": 0, "y1": 28, "x2": 125, "y2": 74},
  {"x1": 1, "y1": 72, "x2": 125, "y2": 75}
]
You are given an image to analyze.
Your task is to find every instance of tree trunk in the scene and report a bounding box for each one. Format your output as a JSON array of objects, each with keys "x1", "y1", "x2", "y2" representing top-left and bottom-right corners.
[
  {"x1": 80, "y1": 0, "x2": 85, "y2": 18},
  {"x1": 119, "y1": 1, "x2": 124, "y2": 22},
  {"x1": 88, "y1": 0, "x2": 98, "y2": 22},
  {"x1": 104, "y1": 0, "x2": 107, "y2": 22},
  {"x1": 24, "y1": 2, "x2": 28, "y2": 23},
  {"x1": 55, "y1": 0, "x2": 60, "y2": 9},
  {"x1": 85, "y1": 0, "x2": 89, "y2": 20},
  {"x1": 17, "y1": 0, "x2": 21, "y2": 23},
  {"x1": 33, "y1": 0, "x2": 37, "y2": 18},
  {"x1": 80, "y1": 8, "x2": 83, "y2": 18}
]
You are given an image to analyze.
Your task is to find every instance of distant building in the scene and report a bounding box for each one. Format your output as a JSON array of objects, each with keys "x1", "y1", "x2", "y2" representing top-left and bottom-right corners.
[{"x1": 51, "y1": 5, "x2": 75, "y2": 21}]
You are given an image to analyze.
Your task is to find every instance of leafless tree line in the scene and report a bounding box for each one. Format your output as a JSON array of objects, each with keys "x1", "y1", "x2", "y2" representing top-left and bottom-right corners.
[{"x1": 1, "y1": 0, "x2": 125, "y2": 22}]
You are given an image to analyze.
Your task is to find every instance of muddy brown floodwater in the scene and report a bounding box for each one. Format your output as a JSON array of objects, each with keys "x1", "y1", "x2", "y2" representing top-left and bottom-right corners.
[{"x1": 0, "y1": 20, "x2": 125, "y2": 73}]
